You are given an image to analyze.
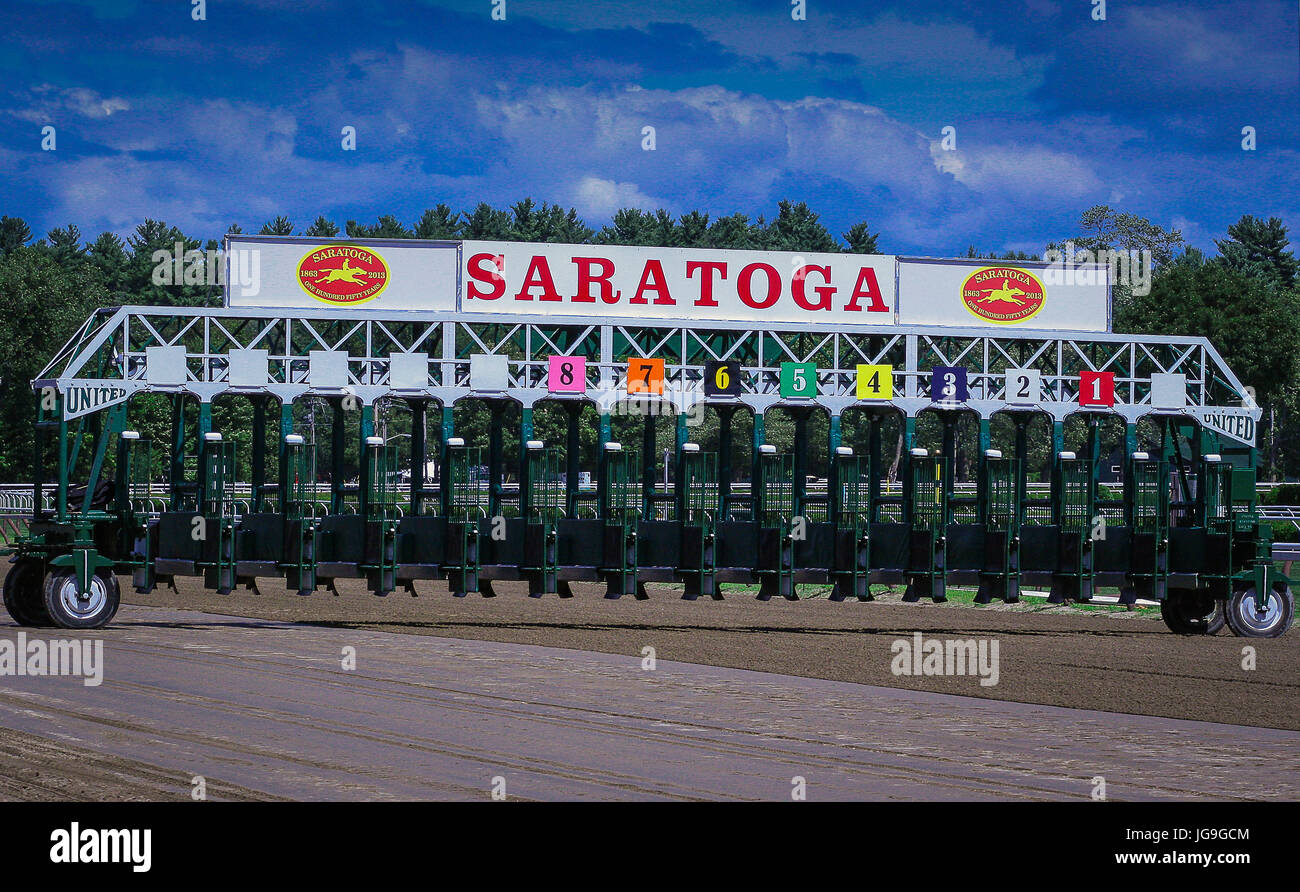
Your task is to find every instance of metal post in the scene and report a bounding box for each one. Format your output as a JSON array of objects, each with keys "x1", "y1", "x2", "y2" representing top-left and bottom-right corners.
[
  {"x1": 169, "y1": 394, "x2": 186, "y2": 510},
  {"x1": 440, "y1": 406, "x2": 455, "y2": 517},
  {"x1": 277, "y1": 401, "x2": 294, "y2": 509},
  {"x1": 717, "y1": 406, "x2": 734, "y2": 520},
  {"x1": 868, "y1": 413, "x2": 882, "y2": 520},
  {"x1": 641, "y1": 411, "x2": 656, "y2": 518},
  {"x1": 410, "y1": 400, "x2": 426, "y2": 514},
  {"x1": 56, "y1": 406, "x2": 68, "y2": 522},
  {"x1": 751, "y1": 409, "x2": 765, "y2": 509},
  {"x1": 489, "y1": 403, "x2": 505, "y2": 519},
  {"x1": 1087, "y1": 415, "x2": 1102, "y2": 502},
  {"x1": 792, "y1": 409, "x2": 809, "y2": 518},
  {"x1": 1014, "y1": 416, "x2": 1030, "y2": 522},
  {"x1": 251, "y1": 398, "x2": 267, "y2": 513},
  {"x1": 941, "y1": 413, "x2": 957, "y2": 506},
  {"x1": 565, "y1": 402, "x2": 581, "y2": 517},
  {"x1": 976, "y1": 415, "x2": 991, "y2": 517},
  {"x1": 32, "y1": 418, "x2": 44, "y2": 521},
  {"x1": 331, "y1": 398, "x2": 346, "y2": 514}
]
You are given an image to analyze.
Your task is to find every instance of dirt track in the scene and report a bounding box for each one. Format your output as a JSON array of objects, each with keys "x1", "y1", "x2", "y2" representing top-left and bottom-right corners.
[
  {"x1": 1, "y1": 603, "x2": 1296, "y2": 801},
  {"x1": 123, "y1": 576, "x2": 1299, "y2": 730},
  {"x1": 0, "y1": 571, "x2": 1296, "y2": 801}
]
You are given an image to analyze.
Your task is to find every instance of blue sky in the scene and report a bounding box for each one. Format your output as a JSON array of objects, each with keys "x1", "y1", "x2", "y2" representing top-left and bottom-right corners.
[{"x1": 0, "y1": 0, "x2": 1296, "y2": 255}]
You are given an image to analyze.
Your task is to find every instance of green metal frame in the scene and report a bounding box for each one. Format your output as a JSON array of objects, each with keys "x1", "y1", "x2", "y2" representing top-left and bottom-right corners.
[
  {"x1": 446, "y1": 443, "x2": 487, "y2": 596},
  {"x1": 679, "y1": 448, "x2": 718, "y2": 599},
  {"x1": 976, "y1": 455, "x2": 1022, "y2": 603},
  {"x1": 600, "y1": 446, "x2": 641, "y2": 598},
  {"x1": 522, "y1": 445, "x2": 561, "y2": 595},
  {"x1": 903, "y1": 452, "x2": 948, "y2": 602},
  {"x1": 829, "y1": 451, "x2": 870, "y2": 601},
  {"x1": 1051, "y1": 455, "x2": 1095, "y2": 602}
]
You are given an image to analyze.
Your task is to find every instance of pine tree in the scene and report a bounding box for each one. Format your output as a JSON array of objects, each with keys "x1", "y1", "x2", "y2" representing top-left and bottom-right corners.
[
  {"x1": 1216, "y1": 215, "x2": 1297, "y2": 288},
  {"x1": 704, "y1": 213, "x2": 761, "y2": 250},
  {"x1": 305, "y1": 216, "x2": 339, "y2": 237},
  {"x1": 44, "y1": 225, "x2": 87, "y2": 265},
  {"x1": 459, "y1": 203, "x2": 513, "y2": 240},
  {"x1": 87, "y1": 231, "x2": 128, "y2": 292},
  {"x1": 842, "y1": 221, "x2": 880, "y2": 254},
  {"x1": 259, "y1": 216, "x2": 295, "y2": 236},
  {"x1": 0, "y1": 216, "x2": 32, "y2": 257},
  {"x1": 412, "y1": 205, "x2": 460, "y2": 240},
  {"x1": 676, "y1": 211, "x2": 710, "y2": 248},
  {"x1": 765, "y1": 200, "x2": 839, "y2": 253}
]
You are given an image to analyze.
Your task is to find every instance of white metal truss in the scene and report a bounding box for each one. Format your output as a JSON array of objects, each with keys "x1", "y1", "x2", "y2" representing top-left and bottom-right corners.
[{"x1": 36, "y1": 305, "x2": 1261, "y2": 445}]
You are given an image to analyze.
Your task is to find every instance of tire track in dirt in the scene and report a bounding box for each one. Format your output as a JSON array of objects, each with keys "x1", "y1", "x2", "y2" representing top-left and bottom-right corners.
[{"x1": 1, "y1": 605, "x2": 1295, "y2": 801}]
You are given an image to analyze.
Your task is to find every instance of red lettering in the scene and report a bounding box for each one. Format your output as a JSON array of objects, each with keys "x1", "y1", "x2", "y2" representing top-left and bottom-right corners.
[
  {"x1": 514, "y1": 255, "x2": 562, "y2": 302},
  {"x1": 845, "y1": 267, "x2": 888, "y2": 312},
  {"x1": 738, "y1": 262, "x2": 780, "y2": 310},
  {"x1": 631, "y1": 260, "x2": 675, "y2": 305},
  {"x1": 571, "y1": 257, "x2": 620, "y2": 304},
  {"x1": 686, "y1": 261, "x2": 727, "y2": 307},
  {"x1": 466, "y1": 252, "x2": 505, "y2": 300},
  {"x1": 792, "y1": 265, "x2": 834, "y2": 311}
]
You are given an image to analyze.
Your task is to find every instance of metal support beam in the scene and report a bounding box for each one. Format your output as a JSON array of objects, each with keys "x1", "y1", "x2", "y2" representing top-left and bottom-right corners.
[
  {"x1": 330, "y1": 398, "x2": 346, "y2": 515},
  {"x1": 565, "y1": 402, "x2": 582, "y2": 517},
  {"x1": 169, "y1": 394, "x2": 186, "y2": 511},
  {"x1": 717, "y1": 406, "x2": 735, "y2": 521},
  {"x1": 410, "y1": 400, "x2": 427, "y2": 515},
  {"x1": 641, "y1": 411, "x2": 656, "y2": 519},
  {"x1": 489, "y1": 403, "x2": 505, "y2": 519},
  {"x1": 251, "y1": 398, "x2": 267, "y2": 513},
  {"x1": 359, "y1": 402, "x2": 375, "y2": 519},
  {"x1": 791, "y1": 408, "x2": 810, "y2": 518},
  {"x1": 868, "y1": 413, "x2": 882, "y2": 519},
  {"x1": 277, "y1": 401, "x2": 294, "y2": 506}
]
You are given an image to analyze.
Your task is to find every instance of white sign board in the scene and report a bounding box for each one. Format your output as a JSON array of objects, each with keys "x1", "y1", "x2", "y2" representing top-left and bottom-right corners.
[
  {"x1": 222, "y1": 237, "x2": 1113, "y2": 332},
  {"x1": 225, "y1": 235, "x2": 459, "y2": 312},
  {"x1": 459, "y1": 241, "x2": 896, "y2": 326},
  {"x1": 897, "y1": 258, "x2": 1110, "y2": 332}
]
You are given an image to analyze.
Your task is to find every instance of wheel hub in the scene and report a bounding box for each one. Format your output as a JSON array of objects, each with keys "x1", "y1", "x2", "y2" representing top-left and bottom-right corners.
[
  {"x1": 1235, "y1": 588, "x2": 1282, "y2": 634},
  {"x1": 58, "y1": 575, "x2": 107, "y2": 620}
]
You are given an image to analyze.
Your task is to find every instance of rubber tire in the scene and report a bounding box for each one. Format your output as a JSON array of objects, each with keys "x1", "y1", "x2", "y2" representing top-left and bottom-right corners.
[
  {"x1": 1224, "y1": 585, "x2": 1294, "y2": 639},
  {"x1": 1160, "y1": 589, "x2": 1225, "y2": 635},
  {"x1": 41, "y1": 568, "x2": 120, "y2": 630},
  {"x1": 3, "y1": 561, "x2": 52, "y2": 627}
]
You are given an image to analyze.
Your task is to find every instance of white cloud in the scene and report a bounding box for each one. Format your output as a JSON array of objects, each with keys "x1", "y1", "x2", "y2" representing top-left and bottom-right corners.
[
  {"x1": 572, "y1": 176, "x2": 662, "y2": 218},
  {"x1": 930, "y1": 142, "x2": 1104, "y2": 200},
  {"x1": 12, "y1": 85, "x2": 130, "y2": 123}
]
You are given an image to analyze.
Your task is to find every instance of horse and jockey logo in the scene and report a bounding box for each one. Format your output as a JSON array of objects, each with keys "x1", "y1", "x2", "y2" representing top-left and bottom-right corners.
[
  {"x1": 297, "y1": 245, "x2": 390, "y2": 305},
  {"x1": 960, "y1": 267, "x2": 1046, "y2": 324}
]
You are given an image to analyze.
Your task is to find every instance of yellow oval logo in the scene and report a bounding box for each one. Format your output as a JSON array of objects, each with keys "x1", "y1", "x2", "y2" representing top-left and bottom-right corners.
[
  {"x1": 960, "y1": 267, "x2": 1046, "y2": 324},
  {"x1": 297, "y1": 245, "x2": 390, "y2": 305}
]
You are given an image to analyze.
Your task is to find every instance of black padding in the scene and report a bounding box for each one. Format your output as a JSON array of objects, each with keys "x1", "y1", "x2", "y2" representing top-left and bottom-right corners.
[
  {"x1": 1019, "y1": 526, "x2": 1058, "y2": 571},
  {"x1": 558, "y1": 519, "x2": 604, "y2": 566},
  {"x1": 398, "y1": 515, "x2": 447, "y2": 564},
  {"x1": 716, "y1": 521, "x2": 756, "y2": 568}
]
